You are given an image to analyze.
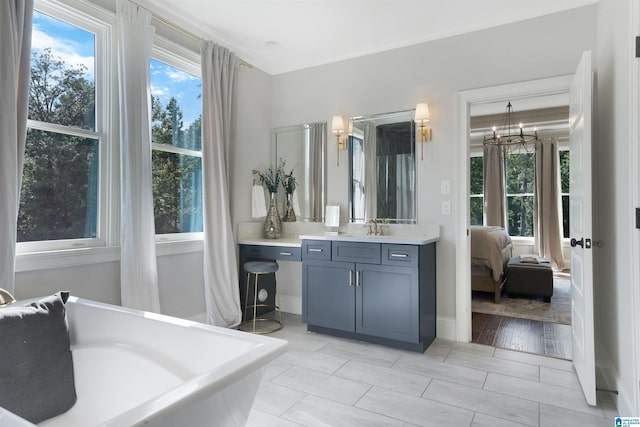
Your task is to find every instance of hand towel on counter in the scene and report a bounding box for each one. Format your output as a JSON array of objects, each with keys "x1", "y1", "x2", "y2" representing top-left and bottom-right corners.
[{"x1": 252, "y1": 184, "x2": 267, "y2": 219}]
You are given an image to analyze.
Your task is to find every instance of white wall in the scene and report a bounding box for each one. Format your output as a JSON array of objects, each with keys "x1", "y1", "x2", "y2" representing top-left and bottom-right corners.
[
  {"x1": 594, "y1": 0, "x2": 639, "y2": 415},
  {"x1": 269, "y1": 6, "x2": 597, "y2": 327}
]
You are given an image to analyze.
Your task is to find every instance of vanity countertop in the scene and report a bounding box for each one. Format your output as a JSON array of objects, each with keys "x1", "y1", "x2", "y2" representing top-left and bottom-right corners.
[
  {"x1": 237, "y1": 222, "x2": 440, "y2": 247},
  {"x1": 298, "y1": 232, "x2": 439, "y2": 245},
  {"x1": 238, "y1": 237, "x2": 302, "y2": 247}
]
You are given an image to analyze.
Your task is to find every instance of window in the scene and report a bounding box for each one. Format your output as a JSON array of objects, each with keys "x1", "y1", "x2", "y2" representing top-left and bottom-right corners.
[
  {"x1": 150, "y1": 50, "x2": 203, "y2": 237},
  {"x1": 18, "y1": 6, "x2": 106, "y2": 250},
  {"x1": 505, "y1": 152, "x2": 535, "y2": 237},
  {"x1": 471, "y1": 147, "x2": 570, "y2": 239},
  {"x1": 469, "y1": 155, "x2": 484, "y2": 225},
  {"x1": 560, "y1": 149, "x2": 570, "y2": 238}
]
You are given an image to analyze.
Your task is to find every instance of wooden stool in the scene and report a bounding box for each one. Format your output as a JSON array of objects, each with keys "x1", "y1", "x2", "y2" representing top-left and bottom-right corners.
[{"x1": 239, "y1": 261, "x2": 282, "y2": 334}]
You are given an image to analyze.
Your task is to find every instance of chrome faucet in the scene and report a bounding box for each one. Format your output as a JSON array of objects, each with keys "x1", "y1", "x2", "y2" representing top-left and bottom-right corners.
[{"x1": 0, "y1": 288, "x2": 16, "y2": 307}]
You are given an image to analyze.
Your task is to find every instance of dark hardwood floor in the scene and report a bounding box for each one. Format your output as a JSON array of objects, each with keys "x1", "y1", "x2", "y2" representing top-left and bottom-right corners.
[{"x1": 472, "y1": 312, "x2": 572, "y2": 360}]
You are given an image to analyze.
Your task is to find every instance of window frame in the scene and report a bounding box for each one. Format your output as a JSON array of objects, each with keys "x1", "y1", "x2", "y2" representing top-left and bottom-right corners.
[
  {"x1": 17, "y1": 0, "x2": 112, "y2": 255},
  {"x1": 469, "y1": 152, "x2": 484, "y2": 226},
  {"x1": 504, "y1": 150, "x2": 536, "y2": 238},
  {"x1": 150, "y1": 38, "x2": 204, "y2": 242}
]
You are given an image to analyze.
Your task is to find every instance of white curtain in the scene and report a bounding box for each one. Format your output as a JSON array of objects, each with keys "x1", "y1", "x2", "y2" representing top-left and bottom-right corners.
[
  {"x1": 116, "y1": 0, "x2": 160, "y2": 312},
  {"x1": 201, "y1": 41, "x2": 241, "y2": 328},
  {"x1": 363, "y1": 123, "x2": 377, "y2": 222},
  {"x1": 534, "y1": 140, "x2": 565, "y2": 269},
  {"x1": 0, "y1": 1, "x2": 33, "y2": 295},
  {"x1": 483, "y1": 144, "x2": 506, "y2": 228}
]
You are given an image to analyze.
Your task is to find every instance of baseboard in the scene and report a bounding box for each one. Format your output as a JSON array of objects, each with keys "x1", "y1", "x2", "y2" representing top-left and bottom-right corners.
[
  {"x1": 279, "y1": 295, "x2": 302, "y2": 315},
  {"x1": 437, "y1": 315, "x2": 456, "y2": 341},
  {"x1": 597, "y1": 341, "x2": 635, "y2": 415}
]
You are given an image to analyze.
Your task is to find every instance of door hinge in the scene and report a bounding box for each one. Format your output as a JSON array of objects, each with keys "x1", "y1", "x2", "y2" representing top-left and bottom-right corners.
[{"x1": 636, "y1": 36, "x2": 640, "y2": 58}]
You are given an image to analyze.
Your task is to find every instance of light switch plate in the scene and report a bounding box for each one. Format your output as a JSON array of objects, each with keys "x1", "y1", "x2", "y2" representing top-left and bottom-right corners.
[
  {"x1": 441, "y1": 180, "x2": 450, "y2": 195},
  {"x1": 441, "y1": 201, "x2": 451, "y2": 215}
]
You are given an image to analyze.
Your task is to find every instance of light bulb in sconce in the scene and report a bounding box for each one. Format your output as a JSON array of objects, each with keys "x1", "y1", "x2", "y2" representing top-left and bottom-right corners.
[
  {"x1": 414, "y1": 103, "x2": 432, "y2": 161},
  {"x1": 332, "y1": 115, "x2": 347, "y2": 166}
]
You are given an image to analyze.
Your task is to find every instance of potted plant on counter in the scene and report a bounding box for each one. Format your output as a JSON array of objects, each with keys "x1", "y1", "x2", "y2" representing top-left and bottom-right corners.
[{"x1": 281, "y1": 169, "x2": 297, "y2": 222}]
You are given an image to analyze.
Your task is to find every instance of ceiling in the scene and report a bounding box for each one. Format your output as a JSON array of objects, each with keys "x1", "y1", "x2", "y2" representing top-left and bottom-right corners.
[{"x1": 139, "y1": 0, "x2": 597, "y2": 75}]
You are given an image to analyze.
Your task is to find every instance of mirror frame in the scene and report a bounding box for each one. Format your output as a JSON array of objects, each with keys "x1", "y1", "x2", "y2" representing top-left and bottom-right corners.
[{"x1": 348, "y1": 109, "x2": 417, "y2": 224}]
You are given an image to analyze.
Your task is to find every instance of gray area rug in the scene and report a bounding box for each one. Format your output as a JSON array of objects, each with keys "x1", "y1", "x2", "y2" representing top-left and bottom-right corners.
[{"x1": 472, "y1": 276, "x2": 571, "y2": 325}]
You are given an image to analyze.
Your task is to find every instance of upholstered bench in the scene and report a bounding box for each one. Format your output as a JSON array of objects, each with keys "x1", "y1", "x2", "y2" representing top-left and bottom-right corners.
[{"x1": 506, "y1": 255, "x2": 554, "y2": 302}]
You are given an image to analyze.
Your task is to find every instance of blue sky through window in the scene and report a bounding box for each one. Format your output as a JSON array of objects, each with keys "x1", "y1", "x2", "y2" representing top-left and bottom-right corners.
[
  {"x1": 32, "y1": 10, "x2": 202, "y2": 128},
  {"x1": 150, "y1": 59, "x2": 202, "y2": 129}
]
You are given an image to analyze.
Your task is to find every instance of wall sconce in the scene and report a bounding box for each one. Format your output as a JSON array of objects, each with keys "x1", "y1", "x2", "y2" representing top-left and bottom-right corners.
[
  {"x1": 332, "y1": 115, "x2": 348, "y2": 166},
  {"x1": 414, "y1": 103, "x2": 432, "y2": 161}
]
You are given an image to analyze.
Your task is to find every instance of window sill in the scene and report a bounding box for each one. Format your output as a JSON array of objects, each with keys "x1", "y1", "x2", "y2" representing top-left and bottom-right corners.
[
  {"x1": 15, "y1": 240, "x2": 204, "y2": 273},
  {"x1": 15, "y1": 246, "x2": 120, "y2": 273}
]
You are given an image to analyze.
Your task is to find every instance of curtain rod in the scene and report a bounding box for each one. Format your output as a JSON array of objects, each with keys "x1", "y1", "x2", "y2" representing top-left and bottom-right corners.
[{"x1": 130, "y1": 1, "x2": 253, "y2": 69}]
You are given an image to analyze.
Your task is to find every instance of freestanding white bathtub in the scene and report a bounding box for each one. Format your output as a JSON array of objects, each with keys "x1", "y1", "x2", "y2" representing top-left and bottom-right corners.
[{"x1": 1, "y1": 296, "x2": 287, "y2": 427}]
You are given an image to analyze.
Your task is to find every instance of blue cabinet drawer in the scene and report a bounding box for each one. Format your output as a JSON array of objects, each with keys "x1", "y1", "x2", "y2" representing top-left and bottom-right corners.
[
  {"x1": 241, "y1": 245, "x2": 301, "y2": 261},
  {"x1": 302, "y1": 240, "x2": 331, "y2": 260},
  {"x1": 332, "y1": 241, "x2": 380, "y2": 264},
  {"x1": 381, "y1": 244, "x2": 419, "y2": 268}
]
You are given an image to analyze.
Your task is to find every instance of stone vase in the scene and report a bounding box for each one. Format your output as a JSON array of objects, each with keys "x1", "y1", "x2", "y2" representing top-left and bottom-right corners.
[
  {"x1": 264, "y1": 192, "x2": 282, "y2": 239},
  {"x1": 281, "y1": 192, "x2": 296, "y2": 222}
]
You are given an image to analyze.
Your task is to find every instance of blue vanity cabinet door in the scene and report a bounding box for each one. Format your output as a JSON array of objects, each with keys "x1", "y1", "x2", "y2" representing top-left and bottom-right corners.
[
  {"x1": 302, "y1": 259, "x2": 355, "y2": 332},
  {"x1": 356, "y1": 263, "x2": 419, "y2": 342}
]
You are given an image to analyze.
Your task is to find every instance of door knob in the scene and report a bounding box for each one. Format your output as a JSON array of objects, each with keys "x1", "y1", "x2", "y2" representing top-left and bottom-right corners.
[{"x1": 570, "y1": 237, "x2": 584, "y2": 248}]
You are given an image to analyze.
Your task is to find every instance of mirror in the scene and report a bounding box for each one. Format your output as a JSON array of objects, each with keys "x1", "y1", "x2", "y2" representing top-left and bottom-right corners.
[
  {"x1": 349, "y1": 110, "x2": 416, "y2": 224},
  {"x1": 272, "y1": 122, "x2": 327, "y2": 222}
]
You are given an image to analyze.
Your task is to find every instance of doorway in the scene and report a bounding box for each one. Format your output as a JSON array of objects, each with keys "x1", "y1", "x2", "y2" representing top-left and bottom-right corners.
[
  {"x1": 455, "y1": 75, "x2": 574, "y2": 344},
  {"x1": 468, "y1": 101, "x2": 572, "y2": 359}
]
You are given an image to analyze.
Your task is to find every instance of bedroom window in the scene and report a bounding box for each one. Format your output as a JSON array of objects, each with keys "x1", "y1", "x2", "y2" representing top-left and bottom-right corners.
[
  {"x1": 505, "y1": 152, "x2": 535, "y2": 237},
  {"x1": 469, "y1": 155, "x2": 484, "y2": 225},
  {"x1": 150, "y1": 47, "x2": 203, "y2": 238},
  {"x1": 470, "y1": 147, "x2": 570, "y2": 240},
  {"x1": 560, "y1": 149, "x2": 570, "y2": 238},
  {"x1": 18, "y1": 6, "x2": 107, "y2": 251}
]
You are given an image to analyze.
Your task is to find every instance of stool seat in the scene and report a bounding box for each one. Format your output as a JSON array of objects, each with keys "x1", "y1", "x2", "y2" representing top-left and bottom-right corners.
[{"x1": 244, "y1": 261, "x2": 278, "y2": 274}]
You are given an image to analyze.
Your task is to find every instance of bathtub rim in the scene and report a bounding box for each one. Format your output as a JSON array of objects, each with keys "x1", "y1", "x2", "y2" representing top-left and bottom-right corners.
[{"x1": 3, "y1": 296, "x2": 287, "y2": 427}]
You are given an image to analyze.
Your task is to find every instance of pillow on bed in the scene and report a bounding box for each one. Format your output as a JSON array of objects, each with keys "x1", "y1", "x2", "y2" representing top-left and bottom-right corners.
[{"x1": 0, "y1": 291, "x2": 77, "y2": 423}]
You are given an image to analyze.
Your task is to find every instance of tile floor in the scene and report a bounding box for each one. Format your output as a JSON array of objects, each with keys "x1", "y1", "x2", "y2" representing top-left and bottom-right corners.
[{"x1": 246, "y1": 313, "x2": 615, "y2": 427}]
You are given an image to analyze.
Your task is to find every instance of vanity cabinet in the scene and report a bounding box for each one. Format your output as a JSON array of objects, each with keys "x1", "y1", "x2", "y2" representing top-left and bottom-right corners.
[
  {"x1": 302, "y1": 239, "x2": 436, "y2": 352},
  {"x1": 238, "y1": 244, "x2": 301, "y2": 319}
]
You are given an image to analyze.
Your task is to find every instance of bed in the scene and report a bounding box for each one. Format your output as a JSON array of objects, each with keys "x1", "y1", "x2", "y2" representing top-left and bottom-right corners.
[{"x1": 470, "y1": 226, "x2": 513, "y2": 303}]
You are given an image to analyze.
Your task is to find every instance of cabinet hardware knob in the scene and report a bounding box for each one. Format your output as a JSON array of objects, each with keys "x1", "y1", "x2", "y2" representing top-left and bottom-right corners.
[
  {"x1": 390, "y1": 253, "x2": 408, "y2": 258},
  {"x1": 356, "y1": 270, "x2": 360, "y2": 287},
  {"x1": 280, "y1": 252, "x2": 292, "y2": 256},
  {"x1": 349, "y1": 270, "x2": 353, "y2": 286},
  {"x1": 309, "y1": 248, "x2": 322, "y2": 253}
]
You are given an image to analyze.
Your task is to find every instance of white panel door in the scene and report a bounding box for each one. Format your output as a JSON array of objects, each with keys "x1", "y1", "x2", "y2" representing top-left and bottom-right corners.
[{"x1": 569, "y1": 50, "x2": 596, "y2": 406}]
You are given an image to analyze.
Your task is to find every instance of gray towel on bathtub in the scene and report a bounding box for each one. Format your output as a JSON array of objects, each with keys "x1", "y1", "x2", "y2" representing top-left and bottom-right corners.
[{"x1": 0, "y1": 292, "x2": 77, "y2": 423}]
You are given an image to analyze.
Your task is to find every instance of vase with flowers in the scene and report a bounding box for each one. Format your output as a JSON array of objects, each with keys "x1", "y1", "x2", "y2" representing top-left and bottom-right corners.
[
  {"x1": 281, "y1": 169, "x2": 297, "y2": 222},
  {"x1": 255, "y1": 159, "x2": 285, "y2": 239}
]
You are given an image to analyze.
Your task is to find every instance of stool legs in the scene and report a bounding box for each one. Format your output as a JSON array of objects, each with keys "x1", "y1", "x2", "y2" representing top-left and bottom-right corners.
[{"x1": 240, "y1": 270, "x2": 282, "y2": 334}]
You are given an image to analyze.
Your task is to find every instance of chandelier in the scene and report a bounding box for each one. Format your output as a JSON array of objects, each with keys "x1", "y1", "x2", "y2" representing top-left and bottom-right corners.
[{"x1": 483, "y1": 101, "x2": 539, "y2": 149}]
